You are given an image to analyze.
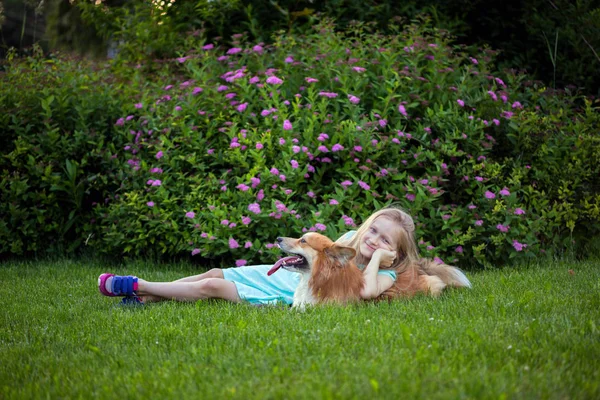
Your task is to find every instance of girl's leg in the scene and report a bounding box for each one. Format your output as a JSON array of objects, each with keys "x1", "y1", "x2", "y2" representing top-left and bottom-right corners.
[
  {"x1": 140, "y1": 268, "x2": 224, "y2": 303},
  {"x1": 172, "y1": 268, "x2": 224, "y2": 282},
  {"x1": 137, "y1": 278, "x2": 241, "y2": 303}
]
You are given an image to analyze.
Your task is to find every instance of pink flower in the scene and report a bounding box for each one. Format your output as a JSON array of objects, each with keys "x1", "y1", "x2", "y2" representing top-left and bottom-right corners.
[
  {"x1": 348, "y1": 95, "x2": 360, "y2": 104},
  {"x1": 496, "y1": 224, "x2": 510, "y2": 233},
  {"x1": 221, "y1": 219, "x2": 229, "y2": 225},
  {"x1": 236, "y1": 184, "x2": 250, "y2": 191},
  {"x1": 279, "y1": 138, "x2": 286, "y2": 145},
  {"x1": 270, "y1": 167, "x2": 279, "y2": 175},
  {"x1": 191, "y1": 249, "x2": 201, "y2": 256},
  {"x1": 329, "y1": 199, "x2": 339, "y2": 205},
  {"x1": 331, "y1": 144, "x2": 344, "y2": 152},
  {"x1": 499, "y1": 187, "x2": 511, "y2": 196},
  {"x1": 227, "y1": 47, "x2": 242, "y2": 55},
  {"x1": 244, "y1": 241, "x2": 253, "y2": 248},
  {"x1": 202, "y1": 44, "x2": 214, "y2": 50},
  {"x1": 406, "y1": 194, "x2": 416, "y2": 202},
  {"x1": 252, "y1": 45, "x2": 263, "y2": 53},
  {"x1": 315, "y1": 223, "x2": 326, "y2": 231},
  {"x1": 475, "y1": 220, "x2": 483, "y2": 226},
  {"x1": 185, "y1": 211, "x2": 195, "y2": 219},
  {"x1": 235, "y1": 259, "x2": 247, "y2": 267},
  {"x1": 342, "y1": 215, "x2": 355, "y2": 226},
  {"x1": 290, "y1": 160, "x2": 299, "y2": 169},
  {"x1": 341, "y1": 180, "x2": 353, "y2": 188},
  {"x1": 192, "y1": 87, "x2": 203, "y2": 95},
  {"x1": 512, "y1": 240, "x2": 527, "y2": 252},
  {"x1": 487, "y1": 91, "x2": 498, "y2": 101},
  {"x1": 307, "y1": 191, "x2": 315, "y2": 198},
  {"x1": 398, "y1": 104, "x2": 408, "y2": 116},
  {"x1": 358, "y1": 181, "x2": 370, "y2": 190},
  {"x1": 484, "y1": 191, "x2": 496, "y2": 199},
  {"x1": 514, "y1": 208, "x2": 526, "y2": 215},
  {"x1": 305, "y1": 77, "x2": 319, "y2": 83},
  {"x1": 237, "y1": 102, "x2": 248, "y2": 112},
  {"x1": 457, "y1": 99, "x2": 465, "y2": 107},
  {"x1": 256, "y1": 143, "x2": 263, "y2": 150},
  {"x1": 512, "y1": 101, "x2": 523, "y2": 109},
  {"x1": 283, "y1": 120, "x2": 293, "y2": 131},
  {"x1": 352, "y1": 67, "x2": 366, "y2": 73},
  {"x1": 147, "y1": 201, "x2": 155, "y2": 207},
  {"x1": 156, "y1": 151, "x2": 164, "y2": 159},
  {"x1": 455, "y1": 246, "x2": 464, "y2": 254},
  {"x1": 317, "y1": 145, "x2": 329, "y2": 153},
  {"x1": 229, "y1": 238, "x2": 240, "y2": 249},
  {"x1": 248, "y1": 203, "x2": 261, "y2": 214},
  {"x1": 266, "y1": 76, "x2": 283, "y2": 85},
  {"x1": 256, "y1": 190, "x2": 265, "y2": 201},
  {"x1": 135, "y1": 103, "x2": 143, "y2": 109},
  {"x1": 318, "y1": 91, "x2": 338, "y2": 98}
]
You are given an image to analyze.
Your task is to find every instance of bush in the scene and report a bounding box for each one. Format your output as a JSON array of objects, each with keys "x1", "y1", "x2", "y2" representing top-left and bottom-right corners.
[
  {"x1": 0, "y1": 48, "x2": 136, "y2": 254},
  {"x1": 2, "y1": 18, "x2": 599, "y2": 267}
]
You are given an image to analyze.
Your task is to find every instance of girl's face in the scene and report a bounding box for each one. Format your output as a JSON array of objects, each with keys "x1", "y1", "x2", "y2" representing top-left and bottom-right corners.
[{"x1": 359, "y1": 216, "x2": 401, "y2": 260}]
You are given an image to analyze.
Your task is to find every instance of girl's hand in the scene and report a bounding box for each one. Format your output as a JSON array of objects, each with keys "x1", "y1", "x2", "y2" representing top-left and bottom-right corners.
[{"x1": 373, "y1": 248, "x2": 396, "y2": 267}]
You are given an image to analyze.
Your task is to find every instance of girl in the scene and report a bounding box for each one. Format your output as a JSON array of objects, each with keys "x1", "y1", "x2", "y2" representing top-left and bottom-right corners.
[{"x1": 98, "y1": 207, "x2": 419, "y2": 305}]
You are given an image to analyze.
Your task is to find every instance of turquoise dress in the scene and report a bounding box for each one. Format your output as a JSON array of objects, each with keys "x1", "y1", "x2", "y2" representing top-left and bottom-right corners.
[{"x1": 222, "y1": 231, "x2": 397, "y2": 305}]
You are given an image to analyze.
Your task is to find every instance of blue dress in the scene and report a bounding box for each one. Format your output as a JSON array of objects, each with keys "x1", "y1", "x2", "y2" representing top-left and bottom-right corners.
[{"x1": 222, "y1": 231, "x2": 397, "y2": 305}]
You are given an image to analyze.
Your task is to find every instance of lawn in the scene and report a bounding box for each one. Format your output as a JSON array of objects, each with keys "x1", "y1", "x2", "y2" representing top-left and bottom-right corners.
[{"x1": 1, "y1": 258, "x2": 599, "y2": 399}]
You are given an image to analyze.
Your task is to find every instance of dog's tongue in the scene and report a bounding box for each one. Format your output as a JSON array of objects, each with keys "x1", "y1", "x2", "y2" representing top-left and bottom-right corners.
[{"x1": 267, "y1": 256, "x2": 302, "y2": 276}]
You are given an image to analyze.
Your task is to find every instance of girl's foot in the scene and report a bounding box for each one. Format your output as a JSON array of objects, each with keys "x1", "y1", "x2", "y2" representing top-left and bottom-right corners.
[{"x1": 98, "y1": 273, "x2": 139, "y2": 297}]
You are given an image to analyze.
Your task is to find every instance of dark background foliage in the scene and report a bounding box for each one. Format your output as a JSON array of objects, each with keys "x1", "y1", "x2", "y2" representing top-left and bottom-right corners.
[{"x1": 1, "y1": 0, "x2": 599, "y2": 94}]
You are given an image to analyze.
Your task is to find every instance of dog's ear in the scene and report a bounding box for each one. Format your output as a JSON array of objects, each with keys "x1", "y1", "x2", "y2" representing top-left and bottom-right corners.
[{"x1": 325, "y1": 245, "x2": 356, "y2": 265}]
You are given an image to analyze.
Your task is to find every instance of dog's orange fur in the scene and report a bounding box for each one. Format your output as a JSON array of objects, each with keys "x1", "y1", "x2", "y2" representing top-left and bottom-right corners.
[
  {"x1": 377, "y1": 258, "x2": 467, "y2": 301},
  {"x1": 309, "y1": 238, "x2": 364, "y2": 305},
  {"x1": 280, "y1": 233, "x2": 364, "y2": 304}
]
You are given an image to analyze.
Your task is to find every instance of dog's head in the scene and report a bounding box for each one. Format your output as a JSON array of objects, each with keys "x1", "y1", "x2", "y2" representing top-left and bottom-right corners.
[{"x1": 267, "y1": 232, "x2": 356, "y2": 276}]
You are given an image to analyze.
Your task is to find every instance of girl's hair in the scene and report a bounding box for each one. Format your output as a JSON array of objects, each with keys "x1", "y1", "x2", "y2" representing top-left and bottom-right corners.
[{"x1": 336, "y1": 206, "x2": 420, "y2": 272}]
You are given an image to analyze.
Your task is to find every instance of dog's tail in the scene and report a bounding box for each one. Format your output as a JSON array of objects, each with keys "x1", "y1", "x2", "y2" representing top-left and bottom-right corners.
[{"x1": 418, "y1": 258, "x2": 472, "y2": 289}]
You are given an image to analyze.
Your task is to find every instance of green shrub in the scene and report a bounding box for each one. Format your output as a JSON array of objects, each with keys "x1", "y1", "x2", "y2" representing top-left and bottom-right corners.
[
  {"x1": 2, "y1": 18, "x2": 598, "y2": 267},
  {"x1": 0, "y1": 48, "x2": 137, "y2": 255},
  {"x1": 85, "y1": 18, "x2": 599, "y2": 267}
]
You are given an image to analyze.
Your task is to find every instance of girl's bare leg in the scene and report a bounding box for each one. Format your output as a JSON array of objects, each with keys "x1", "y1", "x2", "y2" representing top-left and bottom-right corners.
[
  {"x1": 137, "y1": 277, "x2": 241, "y2": 303},
  {"x1": 140, "y1": 268, "x2": 224, "y2": 303}
]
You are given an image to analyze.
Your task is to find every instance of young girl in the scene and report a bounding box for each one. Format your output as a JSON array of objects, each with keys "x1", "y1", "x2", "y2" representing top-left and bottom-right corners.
[{"x1": 98, "y1": 207, "x2": 419, "y2": 305}]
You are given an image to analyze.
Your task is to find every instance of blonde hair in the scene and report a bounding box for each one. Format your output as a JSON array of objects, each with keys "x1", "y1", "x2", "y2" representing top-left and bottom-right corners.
[{"x1": 336, "y1": 206, "x2": 420, "y2": 272}]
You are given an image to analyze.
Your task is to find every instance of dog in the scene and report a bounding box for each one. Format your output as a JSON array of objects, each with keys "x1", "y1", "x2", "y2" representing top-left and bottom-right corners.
[
  {"x1": 376, "y1": 258, "x2": 471, "y2": 301},
  {"x1": 267, "y1": 232, "x2": 363, "y2": 309},
  {"x1": 267, "y1": 232, "x2": 471, "y2": 309}
]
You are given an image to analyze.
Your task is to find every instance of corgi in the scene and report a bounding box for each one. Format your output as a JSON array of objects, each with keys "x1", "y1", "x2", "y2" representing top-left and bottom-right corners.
[{"x1": 267, "y1": 232, "x2": 364, "y2": 309}]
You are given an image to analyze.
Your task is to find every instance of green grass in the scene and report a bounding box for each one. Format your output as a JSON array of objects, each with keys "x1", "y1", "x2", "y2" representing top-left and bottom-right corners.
[{"x1": 1, "y1": 259, "x2": 599, "y2": 399}]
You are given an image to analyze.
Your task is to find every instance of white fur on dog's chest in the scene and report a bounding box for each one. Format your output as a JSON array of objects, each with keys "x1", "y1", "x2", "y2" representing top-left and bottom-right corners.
[{"x1": 292, "y1": 274, "x2": 316, "y2": 310}]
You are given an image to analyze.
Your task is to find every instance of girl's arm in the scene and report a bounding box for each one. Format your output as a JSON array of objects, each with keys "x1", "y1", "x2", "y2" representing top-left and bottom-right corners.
[{"x1": 360, "y1": 250, "x2": 396, "y2": 299}]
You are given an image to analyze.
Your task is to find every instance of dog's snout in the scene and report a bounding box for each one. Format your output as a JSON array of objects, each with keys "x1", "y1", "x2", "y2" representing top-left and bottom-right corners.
[{"x1": 276, "y1": 237, "x2": 283, "y2": 243}]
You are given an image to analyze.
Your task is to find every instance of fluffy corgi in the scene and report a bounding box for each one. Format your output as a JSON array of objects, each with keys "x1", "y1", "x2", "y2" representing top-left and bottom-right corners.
[{"x1": 267, "y1": 232, "x2": 364, "y2": 309}]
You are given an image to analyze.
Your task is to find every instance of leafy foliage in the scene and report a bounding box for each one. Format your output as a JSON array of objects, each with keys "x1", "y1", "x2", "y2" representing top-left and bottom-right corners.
[{"x1": 1, "y1": 18, "x2": 599, "y2": 267}]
